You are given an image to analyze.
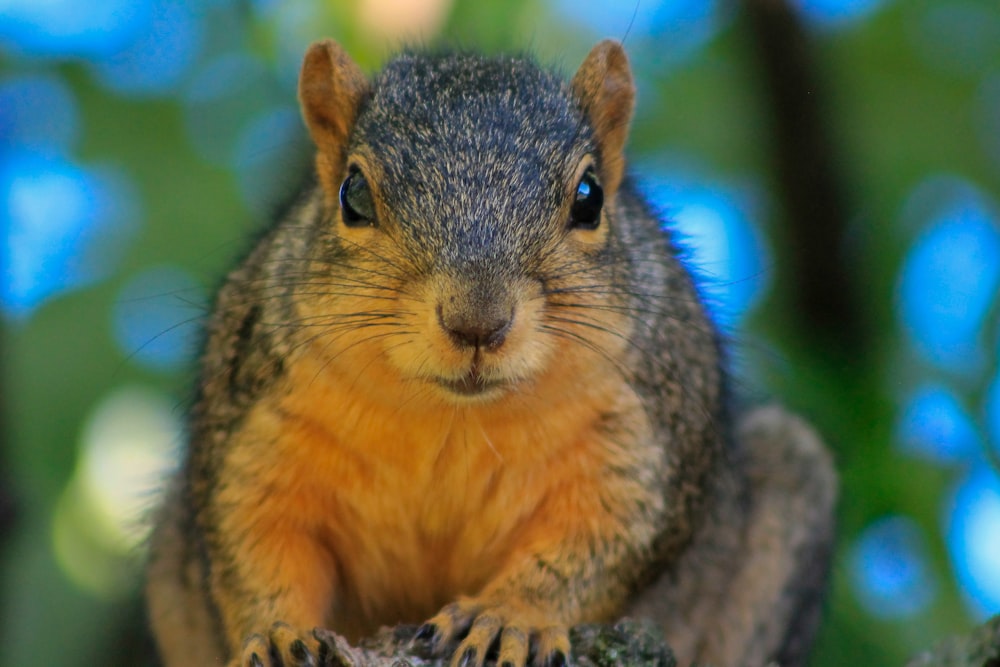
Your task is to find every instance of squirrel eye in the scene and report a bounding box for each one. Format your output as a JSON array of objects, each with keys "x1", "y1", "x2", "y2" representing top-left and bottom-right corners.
[
  {"x1": 569, "y1": 167, "x2": 603, "y2": 230},
  {"x1": 339, "y1": 168, "x2": 376, "y2": 227}
]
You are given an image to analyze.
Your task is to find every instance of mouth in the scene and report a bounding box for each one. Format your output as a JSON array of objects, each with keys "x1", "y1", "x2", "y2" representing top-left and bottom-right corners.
[{"x1": 435, "y1": 369, "x2": 506, "y2": 398}]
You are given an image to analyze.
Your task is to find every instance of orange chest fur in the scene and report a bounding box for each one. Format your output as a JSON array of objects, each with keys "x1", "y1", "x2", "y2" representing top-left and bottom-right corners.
[{"x1": 225, "y1": 355, "x2": 627, "y2": 633}]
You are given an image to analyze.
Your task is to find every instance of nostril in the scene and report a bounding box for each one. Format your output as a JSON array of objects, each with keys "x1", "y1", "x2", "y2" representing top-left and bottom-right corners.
[
  {"x1": 480, "y1": 316, "x2": 512, "y2": 349},
  {"x1": 437, "y1": 306, "x2": 513, "y2": 350}
]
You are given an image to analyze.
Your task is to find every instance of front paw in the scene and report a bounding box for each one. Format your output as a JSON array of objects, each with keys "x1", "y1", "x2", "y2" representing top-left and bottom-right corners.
[
  {"x1": 415, "y1": 598, "x2": 570, "y2": 667},
  {"x1": 234, "y1": 622, "x2": 320, "y2": 667}
]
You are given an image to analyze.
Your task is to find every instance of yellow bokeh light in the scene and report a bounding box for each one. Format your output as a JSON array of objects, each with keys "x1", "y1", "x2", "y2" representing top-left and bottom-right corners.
[
  {"x1": 356, "y1": 0, "x2": 454, "y2": 44},
  {"x1": 52, "y1": 386, "x2": 181, "y2": 597}
]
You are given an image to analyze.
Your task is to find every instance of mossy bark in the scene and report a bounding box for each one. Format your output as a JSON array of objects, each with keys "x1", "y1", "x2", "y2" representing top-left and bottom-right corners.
[
  {"x1": 312, "y1": 619, "x2": 675, "y2": 667},
  {"x1": 307, "y1": 615, "x2": 1000, "y2": 667}
]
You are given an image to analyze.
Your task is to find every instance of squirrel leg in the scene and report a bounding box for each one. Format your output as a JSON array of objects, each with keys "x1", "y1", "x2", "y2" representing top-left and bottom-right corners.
[
  {"x1": 626, "y1": 405, "x2": 837, "y2": 667},
  {"x1": 148, "y1": 482, "x2": 333, "y2": 667},
  {"x1": 217, "y1": 553, "x2": 331, "y2": 667},
  {"x1": 211, "y1": 492, "x2": 337, "y2": 666},
  {"x1": 197, "y1": 405, "x2": 347, "y2": 667},
  {"x1": 219, "y1": 554, "x2": 330, "y2": 667},
  {"x1": 711, "y1": 405, "x2": 837, "y2": 667},
  {"x1": 415, "y1": 469, "x2": 653, "y2": 667}
]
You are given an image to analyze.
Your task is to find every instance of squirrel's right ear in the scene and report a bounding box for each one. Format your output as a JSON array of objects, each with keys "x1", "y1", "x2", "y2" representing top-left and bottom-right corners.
[
  {"x1": 299, "y1": 40, "x2": 369, "y2": 196},
  {"x1": 571, "y1": 40, "x2": 635, "y2": 194}
]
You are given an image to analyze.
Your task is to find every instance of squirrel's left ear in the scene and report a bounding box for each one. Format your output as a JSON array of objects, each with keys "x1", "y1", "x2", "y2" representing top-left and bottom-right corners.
[
  {"x1": 299, "y1": 40, "x2": 370, "y2": 200},
  {"x1": 571, "y1": 40, "x2": 635, "y2": 194}
]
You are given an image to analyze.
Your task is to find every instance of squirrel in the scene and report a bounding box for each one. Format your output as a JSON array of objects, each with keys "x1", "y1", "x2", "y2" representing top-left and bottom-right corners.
[{"x1": 145, "y1": 39, "x2": 837, "y2": 667}]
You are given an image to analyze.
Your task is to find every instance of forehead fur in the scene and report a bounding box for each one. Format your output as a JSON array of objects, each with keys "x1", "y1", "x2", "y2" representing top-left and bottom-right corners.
[
  {"x1": 360, "y1": 50, "x2": 587, "y2": 151},
  {"x1": 350, "y1": 50, "x2": 594, "y2": 267}
]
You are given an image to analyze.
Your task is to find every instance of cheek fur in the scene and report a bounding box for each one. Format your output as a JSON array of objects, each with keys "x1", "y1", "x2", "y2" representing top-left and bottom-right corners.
[{"x1": 533, "y1": 245, "x2": 635, "y2": 381}]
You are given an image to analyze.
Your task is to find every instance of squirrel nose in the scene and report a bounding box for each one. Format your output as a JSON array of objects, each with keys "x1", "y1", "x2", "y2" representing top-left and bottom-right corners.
[{"x1": 437, "y1": 305, "x2": 513, "y2": 350}]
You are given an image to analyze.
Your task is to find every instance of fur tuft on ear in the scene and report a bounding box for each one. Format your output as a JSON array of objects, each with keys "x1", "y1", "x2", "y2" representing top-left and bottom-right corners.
[
  {"x1": 570, "y1": 40, "x2": 636, "y2": 194},
  {"x1": 298, "y1": 39, "x2": 370, "y2": 202}
]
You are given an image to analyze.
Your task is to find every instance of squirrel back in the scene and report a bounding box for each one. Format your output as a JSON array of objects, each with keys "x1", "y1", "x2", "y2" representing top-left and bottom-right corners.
[{"x1": 146, "y1": 40, "x2": 834, "y2": 667}]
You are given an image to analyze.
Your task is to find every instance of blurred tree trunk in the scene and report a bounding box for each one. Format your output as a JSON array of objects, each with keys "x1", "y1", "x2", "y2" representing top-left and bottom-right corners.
[{"x1": 741, "y1": 0, "x2": 869, "y2": 362}]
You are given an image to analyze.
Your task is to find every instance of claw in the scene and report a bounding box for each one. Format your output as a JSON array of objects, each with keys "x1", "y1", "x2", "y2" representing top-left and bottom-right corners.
[
  {"x1": 535, "y1": 627, "x2": 571, "y2": 667},
  {"x1": 496, "y1": 626, "x2": 529, "y2": 667},
  {"x1": 457, "y1": 647, "x2": 478, "y2": 667},
  {"x1": 312, "y1": 627, "x2": 357, "y2": 667},
  {"x1": 543, "y1": 649, "x2": 567, "y2": 667},
  {"x1": 289, "y1": 638, "x2": 316, "y2": 666},
  {"x1": 242, "y1": 634, "x2": 271, "y2": 667},
  {"x1": 414, "y1": 622, "x2": 439, "y2": 646}
]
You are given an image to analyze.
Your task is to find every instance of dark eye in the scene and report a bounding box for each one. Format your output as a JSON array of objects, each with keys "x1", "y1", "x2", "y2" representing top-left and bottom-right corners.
[
  {"x1": 570, "y1": 167, "x2": 603, "y2": 230},
  {"x1": 339, "y1": 167, "x2": 376, "y2": 227}
]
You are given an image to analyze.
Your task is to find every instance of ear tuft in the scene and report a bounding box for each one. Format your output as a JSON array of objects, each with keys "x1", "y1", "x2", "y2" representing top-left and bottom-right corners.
[
  {"x1": 298, "y1": 40, "x2": 369, "y2": 198},
  {"x1": 570, "y1": 40, "x2": 636, "y2": 193}
]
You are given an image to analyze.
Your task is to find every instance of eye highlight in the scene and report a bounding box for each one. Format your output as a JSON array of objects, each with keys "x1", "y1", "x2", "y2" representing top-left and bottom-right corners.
[
  {"x1": 339, "y1": 167, "x2": 376, "y2": 227},
  {"x1": 569, "y1": 167, "x2": 603, "y2": 230}
]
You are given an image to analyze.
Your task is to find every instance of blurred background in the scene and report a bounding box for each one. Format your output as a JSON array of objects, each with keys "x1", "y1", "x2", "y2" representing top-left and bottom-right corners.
[{"x1": 1, "y1": 0, "x2": 999, "y2": 664}]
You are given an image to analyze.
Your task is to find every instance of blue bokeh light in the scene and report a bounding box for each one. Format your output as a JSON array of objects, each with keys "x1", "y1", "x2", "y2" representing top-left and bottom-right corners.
[
  {"x1": 112, "y1": 266, "x2": 206, "y2": 371},
  {"x1": 0, "y1": 0, "x2": 203, "y2": 97},
  {"x1": 639, "y1": 171, "x2": 769, "y2": 329},
  {"x1": 946, "y1": 468, "x2": 1000, "y2": 618},
  {"x1": 0, "y1": 0, "x2": 149, "y2": 58},
  {"x1": 551, "y1": 0, "x2": 721, "y2": 67},
  {"x1": 897, "y1": 384, "x2": 980, "y2": 464},
  {"x1": 645, "y1": 0, "x2": 720, "y2": 64},
  {"x1": 2, "y1": 154, "x2": 139, "y2": 320},
  {"x1": 795, "y1": 0, "x2": 892, "y2": 28},
  {"x1": 850, "y1": 515, "x2": 936, "y2": 619},
  {"x1": 551, "y1": 0, "x2": 674, "y2": 37},
  {"x1": 0, "y1": 74, "x2": 79, "y2": 153},
  {"x1": 90, "y1": 0, "x2": 204, "y2": 97},
  {"x1": 896, "y1": 178, "x2": 1000, "y2": 374}
]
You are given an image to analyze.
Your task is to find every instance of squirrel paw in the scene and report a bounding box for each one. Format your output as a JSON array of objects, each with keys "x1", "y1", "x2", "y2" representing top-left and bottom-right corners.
[
  {"x1": 414, "y1": 598, "x2": 570, "y2": 667},
  {"x1": 234, "y1": 622, "x2": 321, "y2": 667}
]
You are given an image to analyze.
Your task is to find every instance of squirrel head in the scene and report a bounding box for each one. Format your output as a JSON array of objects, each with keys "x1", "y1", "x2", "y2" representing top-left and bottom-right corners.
[{"x1": 296, "y1": 40, "x2": 638, "y2": 406}]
